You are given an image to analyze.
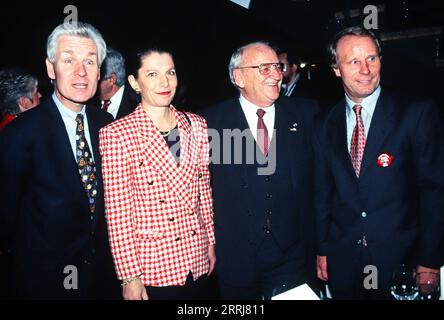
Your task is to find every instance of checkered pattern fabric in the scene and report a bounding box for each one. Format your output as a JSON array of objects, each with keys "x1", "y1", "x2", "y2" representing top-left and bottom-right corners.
[
  {"x1": 350, "y1": 105, "x2": 366, "y2": 177},
  {"x1": 99, "y1": 105, "x2": 215, "y2": 286}
]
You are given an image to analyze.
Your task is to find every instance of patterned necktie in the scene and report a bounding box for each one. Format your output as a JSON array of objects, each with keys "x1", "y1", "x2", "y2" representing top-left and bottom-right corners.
[
  {"x1": 75, "y1": 114, "x2": 98, "y2": 213},
  {"x1": 257, "y1": 109, "x2": 269, "y2": 156},
  {"x1": 350, "y1": 105, "x2": 366, "y2": 177},
  {"x1": 102, "y1": 100, "x2": 111, "y2": 112}
]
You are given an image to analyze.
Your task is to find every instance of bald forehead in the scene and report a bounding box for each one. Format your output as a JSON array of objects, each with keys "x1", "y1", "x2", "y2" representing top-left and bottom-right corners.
[{"x1": 242, "y1": 44, "x2": 277, "y2": 63}]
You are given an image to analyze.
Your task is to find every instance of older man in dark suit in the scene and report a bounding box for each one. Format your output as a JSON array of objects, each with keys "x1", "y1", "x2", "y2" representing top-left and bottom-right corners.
[
  {"x1": 98, "y1": 47, "x2": 139, "y2": 120},
  {"x1": 0, "y1": 22, "x2": 118, "y2": 299},
  {"x1": 314, "y1": 27, "x2": 444, "y2": 299},
  {"x1": 201, "y1": 41, "x2": 319, "y2": 299}
]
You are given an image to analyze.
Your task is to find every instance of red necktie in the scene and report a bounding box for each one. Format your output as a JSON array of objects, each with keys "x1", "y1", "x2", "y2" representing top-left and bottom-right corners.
[
  {"x1": 350, "y1": 105, "x2": 366, "y2": 177},
  {"x1": 102, "y1": 100, "x2": 111, "y2": 112},
  {"x1": 257, "y1": 109, "x2": 269, "y2": 156}
]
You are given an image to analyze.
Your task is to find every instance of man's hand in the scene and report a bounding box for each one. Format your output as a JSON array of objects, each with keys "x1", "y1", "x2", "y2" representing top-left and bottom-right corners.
[
  {"x1": 208, "y1": 244, "x2": 216, "y2": 276},
  {"x1": 317, "y1": 255, "x2": 328, "y2": 281},
  {"x1": 122, "y1": 278, "x2": 148, "y2": 300}
]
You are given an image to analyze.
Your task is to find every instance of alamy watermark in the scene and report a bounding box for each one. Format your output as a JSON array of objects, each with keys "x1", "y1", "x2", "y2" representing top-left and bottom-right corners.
[
  {"x1": 63, "y1": 265, "x2": 78, "y2": 290},
  {"x1": 166, "y1": 127, "x2": 277, "y2": 176}
]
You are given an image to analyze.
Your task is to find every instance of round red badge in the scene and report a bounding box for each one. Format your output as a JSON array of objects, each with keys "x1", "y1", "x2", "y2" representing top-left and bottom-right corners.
[{"x1": 377, "y1": 153, "x2": 393, "y2": 168}]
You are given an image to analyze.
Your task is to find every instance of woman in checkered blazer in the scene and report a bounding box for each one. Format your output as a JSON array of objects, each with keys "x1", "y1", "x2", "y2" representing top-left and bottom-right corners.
[{"x1": 99, "y1": 48, "x2": 216, "y2": 300}]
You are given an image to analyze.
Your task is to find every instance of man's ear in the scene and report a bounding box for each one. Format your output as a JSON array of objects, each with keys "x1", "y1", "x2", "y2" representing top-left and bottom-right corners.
[
  {"x1": 46, "y1": 58, "x2": 56, "y2": 80},
  {"x1": 333, "y1": 66, "x2": 341, "y2": 78},
  {"x1": 127, "y1": 75, "x2": 140, "y2": 93},
  {"x1": 233, "y1": 69, "x2": 245, "y2": 88},
  {"x1": 18, "y1": 96, "x2": 32, "y2": 112},
  {"x1": 110, "y1": 73, "x2": 118, "y2": 85}
]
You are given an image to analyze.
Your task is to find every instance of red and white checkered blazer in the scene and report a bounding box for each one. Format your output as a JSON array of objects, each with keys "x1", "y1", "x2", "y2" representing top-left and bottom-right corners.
[{"x1": 99, "y1": 105, "x2": 215, "y2": 287}]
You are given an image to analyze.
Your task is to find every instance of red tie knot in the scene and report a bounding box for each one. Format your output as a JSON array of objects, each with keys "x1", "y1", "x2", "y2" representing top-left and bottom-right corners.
[
  {"x1": 102, "y1": 100, "x2": 111, "y2": 111},
  {"x1": 257, "y1": 109, "x2": 266, "y2": 119},
  {"x1": 353, "y1": 104, "x2": 363, "y2": 116}
]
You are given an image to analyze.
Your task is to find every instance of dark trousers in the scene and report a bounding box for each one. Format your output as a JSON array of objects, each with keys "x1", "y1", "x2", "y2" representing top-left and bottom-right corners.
[
  {"x1": 146, "y1": 272, "x2": 215, "y2": 300},
  {"x1": 219, "y1": 235, "x2": 305, "y2": 300}
]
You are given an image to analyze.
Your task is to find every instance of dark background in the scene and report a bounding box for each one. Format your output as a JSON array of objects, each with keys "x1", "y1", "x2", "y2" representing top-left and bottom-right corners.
[{"x1": 0, "y1": 0, "x2": 443, "y2": 111}]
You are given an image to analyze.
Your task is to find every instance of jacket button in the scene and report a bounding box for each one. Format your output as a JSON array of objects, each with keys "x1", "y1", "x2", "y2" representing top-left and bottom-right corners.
[
  {"x1": 169, "y1": 217, "x2": 175, "y2": 222},
  {"x1": 266, "y1": 193, "x2": 272, "y2": 199},
  {"x1": 266, "y1": 209, "x2": 272, "y2": 215},
  {"x1": 198, "y1": 173, "x2": 203, "y2": 178},
  {"x1": 175, "y1": 237, "x2": 180, "y2": 241},
  {"x1": 189, "y1": 212, "x2": 194, "y2": 215},
  {"x1": 361, "y1": 211, "x2": 367, "y2": 218},
  {"x1": 191, "y1": 230, "x2": 196, "y2": 236},
  {"x1": 148, "y1": 181, "x2": 154, "y2": 185},
  {"x1": 160, "y1": 200, "x2": 165, "y2": 203},
  {"x1": 265, "y1": 177, "x2": 271, "y2": 182}
]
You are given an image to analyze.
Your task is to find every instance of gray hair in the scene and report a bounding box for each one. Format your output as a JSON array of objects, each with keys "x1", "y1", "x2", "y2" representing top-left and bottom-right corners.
[
  {"x1": 102, "y1": 47, "x2": 126, "y2": 86},
  {"x1": 228, "y1": 41, "x2": 272, "y2": 86},
  {"x1": 46, "y1": 22, "x2": 107, "y2": 67},
  {"x1": 328, "y1": 26, "x2": 382, "y2": 68},
  {"x1": 0, "y1": 68, "x2": 38, "y2": 115}
]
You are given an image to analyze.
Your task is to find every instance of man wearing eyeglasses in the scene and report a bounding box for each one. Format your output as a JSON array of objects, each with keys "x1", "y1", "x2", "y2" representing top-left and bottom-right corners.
[{"x1": 200, "y1": 41, "x2": 319, "y2": 299}]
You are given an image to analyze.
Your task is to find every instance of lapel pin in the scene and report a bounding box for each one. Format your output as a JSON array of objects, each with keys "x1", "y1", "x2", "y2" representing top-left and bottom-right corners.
[
  {"x1": 377, "y1": 153, "x2": 393, "y2": 168},
  {"x1": 289, "y1": 123, "x2": 298, "y2": 132}
]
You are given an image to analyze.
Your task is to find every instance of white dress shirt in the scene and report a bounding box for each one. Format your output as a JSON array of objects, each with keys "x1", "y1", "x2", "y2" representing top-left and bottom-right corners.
[
  {"x1": 345, "y1": 86, "x2": 381, "y2": 152},
  {"x1": 52, "y1": 92, "x2": 94, "y2": 161},
  {"x1": 102, "y1": 85, "x2": 125, "y2": 119},
  {"x1": 239, "y1": 94, "x2": 275, "y2": 142}
]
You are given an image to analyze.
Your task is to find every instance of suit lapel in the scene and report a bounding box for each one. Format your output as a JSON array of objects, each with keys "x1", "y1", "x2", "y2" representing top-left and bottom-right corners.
[
  {"x1": 116, "y1": 86, "x2": 135, "y2": 119},
  {"x1": 359, "y1": 92, "x2": 396, "y2": 178},
  {"x1": 44, "y1": 100, "x2": 87, "y2": 198},
  {"x1": 273, "y1": 100, "x2": 300, "y2": 164},
  {"x1": 232, "y1": 99, "x2": 252, "y2": 185},
  {"x1": 85, "y1": 105, "x2": 105, "y2": 210},
  {"x1": 327, "y1": 100, "x2": 358, "y2": 181},
  {"x1": 86, "y1": 105, "x2": 101, "y2": 170}
]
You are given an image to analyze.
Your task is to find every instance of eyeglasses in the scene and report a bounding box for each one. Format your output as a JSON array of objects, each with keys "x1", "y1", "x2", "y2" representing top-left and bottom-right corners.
[{"x1": 236, "y1": 62, "x2": 286, "y2": 75}]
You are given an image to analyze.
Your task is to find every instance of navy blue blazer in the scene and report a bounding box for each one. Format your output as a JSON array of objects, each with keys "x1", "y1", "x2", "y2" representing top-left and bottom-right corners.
[
  {"x1": 201, "y1": 96, "x2": 319, "y2": 285},
  {"x1": 0, "y1": 99, "x2": 118, "y2": 299},
  {"x1": 313, "y1": 90, "x2": 444, "y2": 292}
]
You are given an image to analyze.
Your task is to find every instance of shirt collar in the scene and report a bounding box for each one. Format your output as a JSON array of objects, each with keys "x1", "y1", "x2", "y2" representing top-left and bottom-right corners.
[
  {"x1": 52, "y1": 92, "x2": 86, "y2": 120},
  {"x1": 345, "y1": 85, "x2": 381, "y2": 115},
  {"x1": 105, "y1": 85, "x2": 125, "y2": 106},
  {"x1": 239, "y1": 94, "x2": 275, "y2": 117}
]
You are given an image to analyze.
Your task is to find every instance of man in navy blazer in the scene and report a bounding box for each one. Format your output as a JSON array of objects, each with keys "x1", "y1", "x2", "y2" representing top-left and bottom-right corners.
[
  {"x1": 314, "y1": 27, "x2": 444, "y2": 299},
  {"x1": 201, "y1": 41, "x2": 318, "y2": 299},
  {"x1": 0, "y1": 22, "x2": 118, "y2": 299},
  {"x1": 98, "y1": 47, "x2": 139, "y2": 120}
]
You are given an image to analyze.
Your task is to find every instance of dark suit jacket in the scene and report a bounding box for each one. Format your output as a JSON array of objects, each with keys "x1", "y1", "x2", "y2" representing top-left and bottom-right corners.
[
  {"x1": 286, "y1": 76, "x2": 317, "y2": 101},
  {"x1": 200, "y1": 96, "x2": 319, "y2": 286},
  {"x1": 0, "y1": 98, "x2": 119, "y2": 299},
  {"x1": 114, "y1": 85, "x2": 139, "y2": 120},
  {"x1": 313, "y1": 90, "x2": 444, "y2": 295}
]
